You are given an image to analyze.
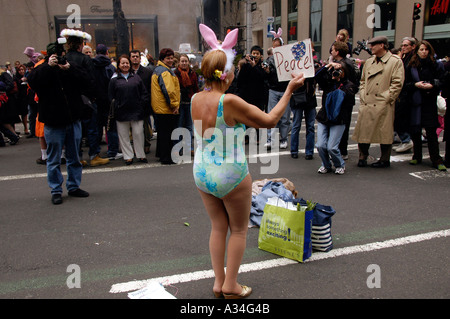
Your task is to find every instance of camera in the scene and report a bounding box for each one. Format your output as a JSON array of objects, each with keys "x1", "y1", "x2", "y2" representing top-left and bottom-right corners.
[
  {"x1": 57, "y1": 56, "x2": 67, "y2": 65},
  {"x1": 332, "y1": 69, "x2": 343, "y2": 78},
  {"x1": 262, "y1": 61, "x2": 269, "y2": 68},
  {"x1": 56, "y1": 37, "x2": 67, "y2": 65},
  {"x1": 353, "y1": 39, "x2": 372, "y2": 56},
  {"x1": 328, "y1": 67, "x2": 343, "y2": 78}
]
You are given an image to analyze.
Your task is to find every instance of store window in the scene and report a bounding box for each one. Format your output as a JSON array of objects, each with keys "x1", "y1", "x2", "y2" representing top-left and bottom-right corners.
[
  {"x1": 373, "y1": 0, "x2": 397, "y2": 42},
  {"x1": 310, "y1": 0, "x2": 322, "y2": 60},
  {"x1": 424, "y1": 0, "x2": 450, "y2": 58},
  {"x1": 374, "y1": 0, "x2": 397, "y2": 32},
  {"x1": 273, "y1": 0, "x2": 282, "y2": 36},
  {"x1": 337, "y1": 0, "x2": 354, "y2": 39},
  {"x1": 288, "y1": 0, "x2": 298, "y2": 42},
  {"x1": 55, "y1": 15, "x2": 158, "y2": 59}
]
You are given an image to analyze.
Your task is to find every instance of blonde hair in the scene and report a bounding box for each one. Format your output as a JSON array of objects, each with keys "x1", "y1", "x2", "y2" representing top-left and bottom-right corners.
[
  {"x1": 201, "y1": 50, "x2": 231, "y2": 90},
  {"x1": 338, "y1": 29, "x2": 350, "y2": 43}
]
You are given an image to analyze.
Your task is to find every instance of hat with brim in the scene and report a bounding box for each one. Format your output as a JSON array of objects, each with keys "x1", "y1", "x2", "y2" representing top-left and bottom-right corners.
[
  {"x1": 368, "y1": 36, "x2": 388, "y2": 46},
  {"x1": 60, "y1": 29, "x2": 92, "y2": 42}
]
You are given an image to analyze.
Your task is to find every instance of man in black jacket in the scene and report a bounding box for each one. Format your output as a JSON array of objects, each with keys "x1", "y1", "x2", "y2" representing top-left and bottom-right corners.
[
  {"x1": 28, "y1": 42, "x2": 91, "y2": 205},
  {"x1": 92, "y1": 44, "x2": 120, "y2": 160},
  {"x1": 130, "y1": 50, "x2": 153, "y2": 154},
  {"x1": 66, "y1": 35, "x2": 110, "y2": 167}
]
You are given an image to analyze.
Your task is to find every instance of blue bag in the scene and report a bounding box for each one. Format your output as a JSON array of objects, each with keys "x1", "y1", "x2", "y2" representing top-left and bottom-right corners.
[
  {"x1": 293, "y1": 199, "x2": 336, "y2": 252},
  {"x1": 325, "y1": 89, "x2": 346, "y2": 122}
]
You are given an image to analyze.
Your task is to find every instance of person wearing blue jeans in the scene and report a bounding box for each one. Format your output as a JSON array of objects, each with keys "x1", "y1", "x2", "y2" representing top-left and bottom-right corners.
[
  {"x1": 291, "y1": 107, "x2": 316, "y2": 158},
  {"x1": 45, "y1": 122, "x2": 83, "y2": 196},
  {"x1": 263, "y1": 37, "x2": 291, "y2": 150},
  {"x1": 266, "y1": 90, "x2": 291, "y2": 149},
  {"x1": 315, "y1": 59, "x2": 358, "y2": 175},
  {"x1": 316, "y1": 123, "x2": 346, "y2": 173},
  {"x1": 290, "y1": 79, "x2": 317, "y2": 159},
  {"x1": 28, "y1": 40, "x2": 92, "y2": 205}
]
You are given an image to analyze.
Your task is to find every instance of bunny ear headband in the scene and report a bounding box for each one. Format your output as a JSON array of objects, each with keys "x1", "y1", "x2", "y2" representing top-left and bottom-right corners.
[
  {"x1": 199, "y1": 24, "x2": 238, "y2": 78},
  {"x1": 270, "y1": 28, "x2": 284, "y2": 45}
]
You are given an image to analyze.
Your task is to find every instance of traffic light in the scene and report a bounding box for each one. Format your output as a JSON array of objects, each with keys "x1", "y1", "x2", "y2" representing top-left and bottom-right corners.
[{"x1": 413, "y1": 2, "x2": 422, "y2": 20}]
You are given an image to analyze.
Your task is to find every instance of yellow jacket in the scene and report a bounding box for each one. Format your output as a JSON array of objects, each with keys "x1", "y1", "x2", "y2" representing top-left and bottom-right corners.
[{"x1": 151, "y1": 61, "x2": 180, "y2": 114}]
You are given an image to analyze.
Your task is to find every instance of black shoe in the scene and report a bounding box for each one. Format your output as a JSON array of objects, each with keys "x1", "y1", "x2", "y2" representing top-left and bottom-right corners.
[
  {"x1": 305, "y1": 155, "x2": 313, "y2": 160},
  {"x1": 371, "y1": 161, "x2": 390, "y2": 168},
  {"x1": 51, "y1": 194, "x2": 63, "y2": 205},
  {"x1": 357, "y1": 159, "x2": 367, "y2": 167},
  {"x1": 138, "y1": 158, "x2": 148, "y2": 163},
  {"x1": 68, "y1": 188, "x2": 90, "y2": 198},
  {"x1": 36, "y1": 158, "x2": 47, "y2": 165},
  {"x1": 125, "y1": 159, "x2": 133, "y2": 166},
  {"x1": 291, "y1": 153, "x2": 299, "y2": 159},
  {"x1": 9, "y1": 137, "x2": 19, "y2": 145}
]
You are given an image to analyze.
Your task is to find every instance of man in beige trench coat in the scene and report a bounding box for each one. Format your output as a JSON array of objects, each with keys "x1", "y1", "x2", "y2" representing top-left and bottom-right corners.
[{"x1": 352, "y1": 36, "x2": 404, "y2": 168}]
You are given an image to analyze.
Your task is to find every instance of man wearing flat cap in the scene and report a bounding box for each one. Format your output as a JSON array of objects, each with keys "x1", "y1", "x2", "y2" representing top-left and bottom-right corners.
[{"x1": 352, "y1": 36, "x2": 404, "y2": 168}]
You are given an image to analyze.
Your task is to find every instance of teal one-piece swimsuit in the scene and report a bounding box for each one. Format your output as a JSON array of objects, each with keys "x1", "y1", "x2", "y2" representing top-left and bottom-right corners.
[{"x1": 192, "y1": 94, "x2": 249, "y2": 198}]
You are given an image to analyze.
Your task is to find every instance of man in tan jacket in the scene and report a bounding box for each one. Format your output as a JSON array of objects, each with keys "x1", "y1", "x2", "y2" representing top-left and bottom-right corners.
[{"x1": 352, "y1": 36, "x2": 404, "y2": 168}]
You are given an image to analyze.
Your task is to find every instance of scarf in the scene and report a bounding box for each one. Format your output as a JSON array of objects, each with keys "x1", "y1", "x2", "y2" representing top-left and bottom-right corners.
[{"x1": 178, "y1": 67, "x2": 192, "y2": 87}]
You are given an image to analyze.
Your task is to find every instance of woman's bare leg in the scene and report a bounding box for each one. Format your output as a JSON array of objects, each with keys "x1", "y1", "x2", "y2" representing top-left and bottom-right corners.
[
  {"x1": 221, "y1": 174, "x2": 252, "y2": 294},
  {"x1": 198, "y1": 189, "x2": 229, "y2": 295}
]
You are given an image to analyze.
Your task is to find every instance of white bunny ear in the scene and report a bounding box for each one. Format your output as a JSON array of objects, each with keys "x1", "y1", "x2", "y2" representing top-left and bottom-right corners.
[
  {"x1": 199, "y1": 24, "x2": 220, "y2": 50},
  {"x1": 270, "y1": 30, "x2": 277, "y2": 37},
  {"x1": 222, "y1": 28, "x2": 238, "y2": 50}
]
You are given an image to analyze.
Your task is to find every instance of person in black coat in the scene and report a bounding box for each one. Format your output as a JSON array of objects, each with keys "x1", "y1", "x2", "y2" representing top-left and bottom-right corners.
[
  {"x1": 92, "y1": 44, "x2": 119, "y2": 159},
  {"x1": 28, "y1": 42, "x2": 92, "y2": 204},
  {"x1": 66, "y1": 35, "x2": 110, "y2": 167},
  {"x1": 108, "y1": 55, "x2": 150, "y2": 165},
  {"x1": 405, "y1": 40, "x2": 446, "y2": 171}
]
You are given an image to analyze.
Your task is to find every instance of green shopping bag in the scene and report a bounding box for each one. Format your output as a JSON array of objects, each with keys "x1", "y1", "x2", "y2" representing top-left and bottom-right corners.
[{"x1": 258, "y1": 198, "x2": 314, "y2": 263}]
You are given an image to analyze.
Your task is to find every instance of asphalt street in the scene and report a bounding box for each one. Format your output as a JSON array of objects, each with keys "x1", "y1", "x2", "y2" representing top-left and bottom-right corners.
[{"x1": 0, "y1": 98, "x2": 449, "y2": 302}]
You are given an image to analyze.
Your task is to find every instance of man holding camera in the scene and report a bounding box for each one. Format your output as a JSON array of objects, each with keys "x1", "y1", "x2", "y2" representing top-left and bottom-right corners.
[
  {"x1": 237, "y1": 45, "x2": 267, "y2": 112},
  {"x1": 352, "y1": 36, "x2": 404, "y2": 168},
  {"x1": 28, "y1": 42, "x2": 92, "y2": 205}
]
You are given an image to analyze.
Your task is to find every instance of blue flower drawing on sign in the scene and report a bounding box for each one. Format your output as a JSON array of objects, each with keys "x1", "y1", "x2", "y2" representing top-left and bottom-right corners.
[{"x1": 291, "y1": 42, "x2": 306, "y2": 61}]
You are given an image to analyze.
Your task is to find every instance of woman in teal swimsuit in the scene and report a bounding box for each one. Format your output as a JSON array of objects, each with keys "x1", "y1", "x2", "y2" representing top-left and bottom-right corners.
[{"x1": 193, "y1": 24, "x2": 305, "y2": 299}]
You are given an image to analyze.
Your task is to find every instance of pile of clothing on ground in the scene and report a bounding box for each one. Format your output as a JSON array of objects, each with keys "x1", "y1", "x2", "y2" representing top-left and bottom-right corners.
[{"x1": 250, "y1": 178, "x2": 336, "y2": 252}]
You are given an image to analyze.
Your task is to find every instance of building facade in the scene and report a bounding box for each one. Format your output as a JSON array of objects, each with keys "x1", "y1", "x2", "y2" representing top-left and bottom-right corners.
[
  {"x1": 0, "y1": 0, "x2": 204, "y2": 64},
  {"x1": 225, "y1": 0, "x2": 449, "y2": 60},
  {"x1": 1, "y1": 0, "x2": 448, "y2": 66}
]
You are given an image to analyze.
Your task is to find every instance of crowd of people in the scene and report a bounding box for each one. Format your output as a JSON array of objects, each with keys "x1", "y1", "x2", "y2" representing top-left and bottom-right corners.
[
  {"x1": 228, "y1": 31, "x2": 449, "y2": 174},
  {"x1": 0, "y1": 29, "x2": 449, "y2": 202},
  {"x1": 0, "y1": 24, "x2": 449, "y2": 299}
]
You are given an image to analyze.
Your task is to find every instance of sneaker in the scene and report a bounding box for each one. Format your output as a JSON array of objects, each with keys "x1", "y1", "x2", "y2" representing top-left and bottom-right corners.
[
  {"x1": 264, "y1": 142, "x2": 272, "y2": 149},
  {"x1": 395, "y1": 141, "x2": 413, "y2": 153},
  {"x1": 280, "y1": 141, "x2": 288, "y2": 149},
  {"x1": 335, "y1": 167, "x2": 346, "y2": 175},
  {"x1": 318, "y1": 166, "x2": 332, "y2": 174},
  {"x1": 109, "y1": 153, "x2": 124, "y2": 160},
  {"x1": 90, "y1": 155, "x2": 110, "y2": 167},
  {"x1": 80, "y1": 160, "x2": 88, "y2": 167},
  {"x1": 436, "y1": 164, "x2": 447, "y2": 172}
]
